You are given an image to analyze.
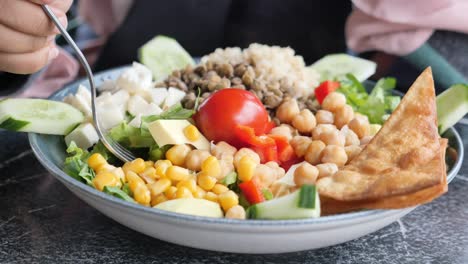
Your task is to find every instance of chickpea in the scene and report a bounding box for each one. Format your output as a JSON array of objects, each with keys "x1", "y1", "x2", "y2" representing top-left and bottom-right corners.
[
  {"x1": 185, "y1": 149, "x2": 211, "y2": 171},
  {"x1": 312, "y1": 124, "x2": 336, "y2": 140},
  {"x1": 166, "y1": 144, "x2": 192, "y2": 166},
  {"x1": 304, "y1": 140, "x2": 326, "y2": 165},
  {"x1": 348, "y1": 116, "x2": 370, "y2": 139},
  {"x1": 265, "y1": 161, "x2": 286, "y2": 179},
  {"x1": 270, "y1": 124, "x2": 294, "y2": 141},
  {"x1": 360, "y1": 135, "x2": 373, "y2": 146},
  {"x1": 342, "y1": 126, "x2": 360, "y2": 146},
  {"x1": 334, "y1": 105, "x2": 354, "y2": 129},
  {"x1": 321, "y1": 145, "x2": 348, "y2": 166},
  {"x1": 211, "y1": 141, "x2": 237, "y2": 159},
  {"x1": 315, "y1": 110, "x2": 334, "y2": 124},
  {"x1": 290, "y1": 136, "x2": 312, "y2": 157},
  {"x1": 318, "y1": 129, "x2": 345, "y2": 147},
  {"x1": 219, "y1": 154, "x2": 235, "y2": 178},
  {"x1": 253, "y1": 164, "x2": 277, "y2": 188},
  {"x1": 225, "y1": 205, "x2": 246, "y2": 219},
  {"x1": 316, "y1": 163, "x2": 338, "y2": 179},
  {"x1": 345, "y1": 145, "x2": 362, "y2": 162},
  {"x1": 234, "y1": 148, "x2": 260, "y2": 168},
  {"x1": 322, "y1": 92, "x2": 346, "y2": 112},
  {"x1": 276, "y1": 98, "x2": 300, "y2": 123},
  {"x1": 292, "y1": 109, "x2": 316, "y2": 134},
  {"x1": 293, "y1": 163, "x2": 319, "y2": 186}
]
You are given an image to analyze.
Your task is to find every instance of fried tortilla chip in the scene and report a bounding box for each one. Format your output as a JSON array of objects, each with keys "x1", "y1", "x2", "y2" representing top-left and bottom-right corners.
[
  {"x1": 317, "y1": 68, "x2": 446, "y2": 204},
  {"x1": 321, "y1": 139, "x2": 447, "y2": 215}
]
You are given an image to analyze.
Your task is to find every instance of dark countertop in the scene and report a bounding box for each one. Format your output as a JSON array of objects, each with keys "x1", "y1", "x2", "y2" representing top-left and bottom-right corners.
[{"x1": 1, "y1": 124, "x2": 467, "y2": 264}]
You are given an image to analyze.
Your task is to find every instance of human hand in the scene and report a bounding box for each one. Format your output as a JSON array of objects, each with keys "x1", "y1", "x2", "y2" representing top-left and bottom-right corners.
[{"x1": 0, "y1": 0, "x2": 73, "y2": 74}]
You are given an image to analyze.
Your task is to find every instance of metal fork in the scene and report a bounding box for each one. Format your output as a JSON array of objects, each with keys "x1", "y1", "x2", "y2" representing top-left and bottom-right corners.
[{"x1": 42, "y1": 5, "x2": 136, "y2": 162}]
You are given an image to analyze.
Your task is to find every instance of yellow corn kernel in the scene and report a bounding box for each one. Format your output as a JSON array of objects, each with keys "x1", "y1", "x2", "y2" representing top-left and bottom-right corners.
[
  {"x1": 197, "y1": 173, "x2": 217, "y2": 191},
  {"x1": 88, "y1": 153, "x2": 107, "y2": 171},
  {"x1": 166, "y1": 166, "x2": 190, "y2": 182},
  {"x1": 151, "y1": 194, "x2": 168, "y2": 207},
  {"x1": 203, "y1": 192, "x2": 218, "y2": 203},
  {"x1": 193, "y1": 186, "x2": 207, "y2": 198},
  {"x1": 147, "y1": 178, "x2": 172, "y2": 197},
  {"x1": 176, "y1": 179, "x2": 197, "y2": 193},
  {"x1": 176, "y1": 186, "x2": 194, "y2": 199},
  {"x1": 145, "y1": 161, "x2": 154, "y2": 168},
  {"x1": 126, "y1": 171, "x2": 146, "y2": 191},
  {"x1": 154, "y1": 160, "x2": 172, "y2": 178},
  {"x1": 164, "y1": 186, "x2": 178, "y2": 199},
  {"x1": 95, "y1": 164, "x2": 116, "y2": 174},
  {"x1": 183, "y1": 124, "x2": 200, "y2": 141},
  {"x1": 133, "y1": 184, "x2": 151, "y2": 206},
  {"x1": 237, "y1": 155, "x2": 256, "y2": 182},
  {"x1": 218, "y1": 190, "x2": 239, "y2": 211},
  {"x1": 140, "y1": 167, "x2": 158, "y2": 183},
  {"x1": 166, "y1": 144, "x2": 191, "y2": 166},
  {"x1": 123, "y1": 158, "x2": 146, "y2": 174},
  {"x1": 212, "y1": 183, "x2": 229, "y2": 195},
  {"x1": 201, "y1": 156, "x2": 221, "y2": 178},
  {"x1": 92, "y1": 172, "x2": 121, "y2": 191}
]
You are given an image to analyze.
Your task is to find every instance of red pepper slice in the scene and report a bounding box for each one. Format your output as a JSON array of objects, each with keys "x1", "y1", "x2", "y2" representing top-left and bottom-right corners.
[
  {"x1": 235, "y1": 125, "x2": 276, "y2": 147},
  {"x1": 239, "y1": 180, "x2": 265, "y2": 204},
  {"x1": 268, "y1": 134, "x2": 297, "y2": 164},
  {"x1": 315, "y1": 81, "x2": 340, "y2": 104},
  {"x1": 251, "y1": 145, "x2": 278, "y2": 164}
]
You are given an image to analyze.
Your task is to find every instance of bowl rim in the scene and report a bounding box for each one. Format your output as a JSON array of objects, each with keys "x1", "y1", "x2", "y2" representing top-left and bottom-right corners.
[{"x1": 28, "y1": 66, "x2": 465, "y2": 227}]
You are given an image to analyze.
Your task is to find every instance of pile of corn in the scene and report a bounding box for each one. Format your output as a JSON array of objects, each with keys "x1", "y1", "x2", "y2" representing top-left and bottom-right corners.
[{"x1": 87, "y1": 152, "x2": 239, "y2": 214}]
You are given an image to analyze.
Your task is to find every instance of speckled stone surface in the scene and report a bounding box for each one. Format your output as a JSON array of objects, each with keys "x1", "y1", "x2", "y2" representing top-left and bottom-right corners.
[{"x1": 0, "y1": 124, "x2": 467, "y2": 264}]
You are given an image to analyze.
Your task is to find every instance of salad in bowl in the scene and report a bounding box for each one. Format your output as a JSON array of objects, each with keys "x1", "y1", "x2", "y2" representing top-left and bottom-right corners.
[{"x1": 1, "y1": 36, "x2": 466, "y2": 223}]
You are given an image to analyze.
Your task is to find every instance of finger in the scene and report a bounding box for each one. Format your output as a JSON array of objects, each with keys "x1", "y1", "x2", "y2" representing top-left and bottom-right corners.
[
  {"x1": 0, "y1": 43, "x2": 59, "y2": 74},
  {"x1": 0, "y1": 23, "x2": 55, "y2": 53},
  {"x1": 0, "y1": 0, "x2": 68, "y2": 37},
  {"x1": 28, "y1": 0, "x2": 53, "y2": 4},
  {"x1": 48, "y1": 0, "x2": 74, "y2": 14}
]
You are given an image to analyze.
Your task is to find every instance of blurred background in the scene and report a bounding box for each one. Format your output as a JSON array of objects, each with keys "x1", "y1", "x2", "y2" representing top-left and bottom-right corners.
[{"x1": 1, "y1": 0, "x2": 467, "y2": 96}]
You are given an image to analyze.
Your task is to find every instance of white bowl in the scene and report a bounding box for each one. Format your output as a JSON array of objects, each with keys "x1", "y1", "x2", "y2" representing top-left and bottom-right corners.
[{"x1": 28, "y1": 67, "x2": 464, "y2": 253}]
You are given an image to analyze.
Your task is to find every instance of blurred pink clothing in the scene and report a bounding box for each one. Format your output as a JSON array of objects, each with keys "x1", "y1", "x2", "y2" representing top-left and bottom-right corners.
[{"x1": 346, "y1": 0, "x2": 468, "y2": 55}]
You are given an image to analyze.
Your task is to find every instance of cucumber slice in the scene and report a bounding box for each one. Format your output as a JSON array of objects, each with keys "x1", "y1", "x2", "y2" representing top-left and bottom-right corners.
[
  {"x1": 0, "y1": 99, "x2": 84, "y2": 135},
  {"x1": 310, "y1": 53, "x2": 376, "y2": 82},
  {"x1": 139, "y1": 35, "x2": 194, "y2": 82},
  {"x1": 247, "y1": 185, "x2": 320, "y2": 220},
  {"x1": 155, "y1": 198, "x2": 223, "y2": 218},
  {"x1": 436, "y1": 84, "x2": 468, "y2": 134}
]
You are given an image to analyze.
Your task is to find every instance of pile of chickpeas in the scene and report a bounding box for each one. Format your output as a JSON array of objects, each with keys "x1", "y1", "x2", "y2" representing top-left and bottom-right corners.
[{"x1": 270, "y1": 92, "x2": 375, "y2": 186}]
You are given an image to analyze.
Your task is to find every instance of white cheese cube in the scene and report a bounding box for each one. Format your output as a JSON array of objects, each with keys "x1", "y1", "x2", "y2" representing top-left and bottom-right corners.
[
  {"x1": 64, "y1": 123, "x2": 99, "y2": 150},
  {"x1": 111, "y1": 90, "x2": 130, "y2": 108},
  {"x1": 145, "y1": 103, "x2": 163, "y2": 116},
  {"x1": 163, "y1": 87, "x2": 186, "y2": 108},
  {"x1": 76, "y1": 85, "x2": 91, "y2": 103},
  {"x1": 149, "y1": 87, "x2": 168, "y2": 106},
  {"x1": 116, "y1": 62, "x2": 153, "y2": 94},
  {"x1": 128, "y1": 114, "x2": 142, "y2": 128},
  {"x1": 148, "y1": 119, "x2": 210, "y2": 150},
  {"x1": 97, "y1": 104, "x2": 125, "y2": 131},
  {"x1": 127, "y1": 95, "x2": 150, "y2": 116}
]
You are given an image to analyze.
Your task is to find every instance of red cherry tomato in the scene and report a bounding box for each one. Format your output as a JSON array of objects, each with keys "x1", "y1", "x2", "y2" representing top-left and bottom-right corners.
[{"x1": 193, "y1": 89, "x2": 270, "y2": 148}]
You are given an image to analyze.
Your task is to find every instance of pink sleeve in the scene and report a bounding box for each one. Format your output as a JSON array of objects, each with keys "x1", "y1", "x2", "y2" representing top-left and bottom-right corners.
[{"x1": 346, "y1": 0, "x2": 468, "y2": 55}]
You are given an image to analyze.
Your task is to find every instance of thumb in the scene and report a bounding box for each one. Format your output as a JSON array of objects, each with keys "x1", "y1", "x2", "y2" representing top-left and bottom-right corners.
[{"x1": 28, "y1": 0, "x2": 54, "y2": 5}]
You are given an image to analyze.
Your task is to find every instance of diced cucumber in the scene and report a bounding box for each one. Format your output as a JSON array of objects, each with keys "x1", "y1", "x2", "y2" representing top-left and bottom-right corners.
[
  {"x1": 0, "y1": 99, "x2": 84, "y2": 135},
  {"x1": 436, "y1": 84, "x2": 468, "y2": 134},
  {"x1": 247, "y1": 185, "x2": 320, "y2": 220},
  {"x1": 310, "y1": 53, "x2": 376, "y2": 82},
  {"x1": 139, "y1": 35, "x2": 194, "y2": 82}
]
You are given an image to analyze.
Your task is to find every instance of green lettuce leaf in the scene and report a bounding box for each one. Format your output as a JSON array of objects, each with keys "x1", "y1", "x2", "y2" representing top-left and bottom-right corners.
[
  {"x1": 103, "y1": 186, "x2": 135, "y2": 202},
  {"x1": 63, "y1": 141, "x2": 95, "y2": 186}
]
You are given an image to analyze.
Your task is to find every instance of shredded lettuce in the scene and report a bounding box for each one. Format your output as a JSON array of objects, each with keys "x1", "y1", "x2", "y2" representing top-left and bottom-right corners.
[
  {"x1": 221, "y1": 172, "x2": 237, "y2": 186},
  {"x1": 148, "y1": 144, "x2": 172, "y2": 161},
  {"x1": 337, "y1": 74, "x2": 400, "y2": 124},
  {"x1": 262, "y1": 188, "x2": 273, "y2": 200},
  {"x1": 63, "y1": 141, "x2": 95, "y2": 186},
  {"x1": 103, "y1": 186, "x2": 135, "y2": 202}
]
